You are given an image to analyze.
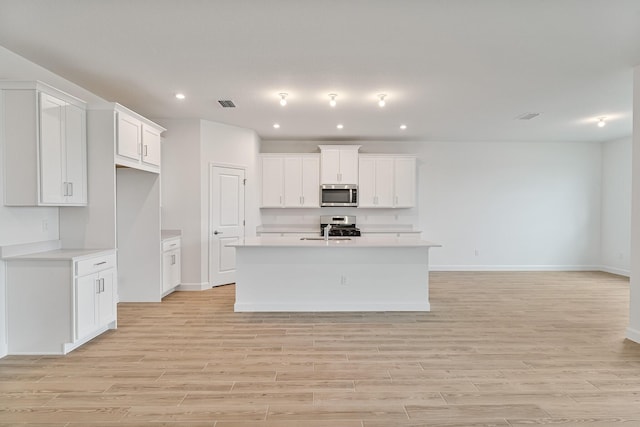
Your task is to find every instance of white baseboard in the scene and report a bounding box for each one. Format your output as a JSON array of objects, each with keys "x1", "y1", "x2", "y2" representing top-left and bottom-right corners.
[
  {"x1": 430, "y1": 264, "x2": 599, "y2": 272},
  {"x1": 176, "y1": 282, "x2": 210, "y2": 291},
  {"x1": 626, "y1": 327, "x2": 640, "y2": 344},
  {"x1": 0, "y1": 342, "x2": 7, "y2": 359},
  {"x1": 234, "y1": 302, "x2": 430, "y2": 312},
  {"x1": 598, "y1": 265, "x2": 630, "y2": 277}
]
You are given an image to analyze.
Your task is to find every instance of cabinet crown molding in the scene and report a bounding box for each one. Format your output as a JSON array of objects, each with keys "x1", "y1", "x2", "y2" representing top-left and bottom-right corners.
[
  {"x1": 318, "y1": 144, "x2": 361, "y2": 151},
  {"x1": 0, "y1": 80, "x2": 86, "y2": 108}
]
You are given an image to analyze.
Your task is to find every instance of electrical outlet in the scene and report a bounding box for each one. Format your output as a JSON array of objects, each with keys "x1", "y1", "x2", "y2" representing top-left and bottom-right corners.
[{"x1": 340, "y1": 275, "x2": 347, "y2": 285}]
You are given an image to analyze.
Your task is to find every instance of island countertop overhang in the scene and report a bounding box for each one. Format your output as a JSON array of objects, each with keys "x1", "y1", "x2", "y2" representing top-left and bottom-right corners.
[{"x1": 227, "y1": 236, "x2": 441, "y2": 249}]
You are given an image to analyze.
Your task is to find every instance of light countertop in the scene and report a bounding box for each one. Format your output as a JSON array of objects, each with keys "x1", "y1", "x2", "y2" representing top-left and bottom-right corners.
[
  {"x1": 3, "y1": 248, "x2": 115, "y2": 261},
  {"x1": 257, "y1": 225, "x2": 422, "y2": 234},
  {"x1": 228, "y1": 236, "x2": 440, "y2": 248},
  {"x1": 161, "y1": 229, "x2": 182, "y2": 241}
]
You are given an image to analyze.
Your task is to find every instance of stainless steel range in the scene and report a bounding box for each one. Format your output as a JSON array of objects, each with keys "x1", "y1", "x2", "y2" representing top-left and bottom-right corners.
[{"x1": 320, "y1": 215, "x2": 361, "y2": 237}]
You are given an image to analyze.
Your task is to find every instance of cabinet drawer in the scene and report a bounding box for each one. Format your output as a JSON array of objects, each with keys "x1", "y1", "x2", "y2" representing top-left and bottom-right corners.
[
  {"x1": 162, "y1": 238, "x2": 181, "y2": 252},
  {"x1": 76, "y1": 253, "x2": 116, "y2": 277}
]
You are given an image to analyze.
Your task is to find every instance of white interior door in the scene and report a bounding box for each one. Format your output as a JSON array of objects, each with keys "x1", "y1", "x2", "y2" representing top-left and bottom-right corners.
[{"x1": 209, "y1": 165, "x2": 245, "y2": 286}]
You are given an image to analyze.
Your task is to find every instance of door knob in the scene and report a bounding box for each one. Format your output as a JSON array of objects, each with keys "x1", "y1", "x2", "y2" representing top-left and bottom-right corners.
[{"x1": 213, "y1": 230, "x2": 223, "y2": 235}]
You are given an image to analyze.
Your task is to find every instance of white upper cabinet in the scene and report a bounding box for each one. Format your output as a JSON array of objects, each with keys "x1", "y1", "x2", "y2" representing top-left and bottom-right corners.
[
  {"x1": 142, "y1": 125, "x2": 162, "y2": 166},
  {"x1": 0, "y1": 81, "x2": 87, "y2": 206},
  {"x1": 63, "y1": 102, "x2": 88, "y2": 204},
  {"x1": 358, "y1": 155, "x2": 416, "y2": 208},
  {"x1": 114, "y1": 104, "x2": 165, "y2": 173},
  {"x1": 358, "y1": 156, "x2": 394, "y2": 208},
  {"x1": 116, "y1": 112, "x2": 142, "y2": 161},
  {"x1": 261, "y1": 154, "x2": 320, "y2": 208},
  {"x1": 393, "y1": 157, "x2": 416, "y2": 208},
  {"x1": 261, "y1": 156, "x2": 285, "y2": 207},
  {"x1": 319, "y1": 145, "x2": 360, "y2": 184},
  {"x1": 284, "y1": 156, "x2": 320, "y2": 208},
  {"x1": 300, "y1": 157, "x2": 320, "y2": 207}
]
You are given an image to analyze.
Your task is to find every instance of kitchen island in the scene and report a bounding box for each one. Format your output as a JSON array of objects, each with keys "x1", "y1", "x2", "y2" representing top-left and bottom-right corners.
[{"x1": 227, "y1": 237, "x2": 440, "y2": 312}]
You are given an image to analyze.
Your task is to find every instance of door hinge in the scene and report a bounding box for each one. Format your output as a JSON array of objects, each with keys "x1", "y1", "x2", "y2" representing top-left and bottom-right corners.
[{"x1": 243, "y1": 179, "x2": 247, "y2": 186}]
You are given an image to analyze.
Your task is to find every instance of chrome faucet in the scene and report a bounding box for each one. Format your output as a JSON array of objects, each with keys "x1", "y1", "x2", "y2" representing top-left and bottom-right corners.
[{"x1": 324, "y1": 224, "x2": 332, "y2": 241}]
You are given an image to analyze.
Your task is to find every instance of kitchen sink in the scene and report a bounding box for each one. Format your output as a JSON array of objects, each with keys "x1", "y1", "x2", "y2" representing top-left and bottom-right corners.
[{"x1": 300, "y1": 237, "x2": 352, "y2": 241}]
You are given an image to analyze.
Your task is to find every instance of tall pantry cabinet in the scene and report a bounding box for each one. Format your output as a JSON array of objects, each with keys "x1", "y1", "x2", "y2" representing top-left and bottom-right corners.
[
  {"x1": 60, "y1": 103, "x2": 167, "y2": 302},
  {"x1": 0, "y1": 81, "x2": 87, "y2": 206}
]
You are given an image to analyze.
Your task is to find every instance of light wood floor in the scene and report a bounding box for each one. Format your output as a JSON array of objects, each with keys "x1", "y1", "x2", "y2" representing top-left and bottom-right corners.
[{"x1": 1, "y1": 271, "x2": 640, "y2": 426}]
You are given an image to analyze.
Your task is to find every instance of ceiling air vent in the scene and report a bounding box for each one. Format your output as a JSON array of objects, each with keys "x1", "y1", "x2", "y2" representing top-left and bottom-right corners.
[
  {"x1": 517, "y1": 112, "x2": 540, "y2": 120},
  {"x1": 218, "y1": 100, "x2": 236, "y2": 108}
]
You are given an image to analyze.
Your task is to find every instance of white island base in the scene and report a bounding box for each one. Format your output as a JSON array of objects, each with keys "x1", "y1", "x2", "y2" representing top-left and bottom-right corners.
[{"x1": 229, "y1": 238, "x2": 439, "y2": 312}]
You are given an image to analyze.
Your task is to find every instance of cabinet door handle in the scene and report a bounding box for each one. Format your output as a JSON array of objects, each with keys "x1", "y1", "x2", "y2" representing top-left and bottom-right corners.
[
  {"x1": 101, "y1": 278, "x2": 105, "y2": 293},
  {"x1": 68, "y1": 182, "x2": 73, "y2": 197},
  {"x1": 301, "y1": 196, "x2": 305, "y2": 205},
  {"x1": 96, "y1": 279, "x2": 101, "y2": 294},
  {"x1": 94, "y1": 261, "x2": 107, "y2": 266},
  {"x1": 213, "y1": 230, "x2": 223, "y2": 235},
  {"x1": 171, "y1": 254, "x2": 176, "y2": 265},
  {"x1": 143, "y1": 144, "x2": 148, "y2": 157}
]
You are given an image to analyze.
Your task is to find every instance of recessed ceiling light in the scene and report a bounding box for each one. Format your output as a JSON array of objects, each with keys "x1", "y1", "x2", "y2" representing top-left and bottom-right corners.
[
  {"x1": 175, "y1": 93, "x2": 186, "y2": 100},
  {"x1": 400, "y1": 124, "x2": 407, "y2": 130},
  {"x1": 378, "y1": 94, "x2": 386, "y2": 107},
  {"x1": 329, "y1": 94, "x2": 338, "y2": 107},
  {"x1": 597, "y1": 117, "x2": 606, "y2": 127},
  {"x1": 279, "y1": 93, "x2": 288, "y2": 106},
  {"x1": 273, "y1": 123, "x2": 280, "y2": 129},
  {"x1": 336, "y1": 124, "x2": 344, "y2": 129}
]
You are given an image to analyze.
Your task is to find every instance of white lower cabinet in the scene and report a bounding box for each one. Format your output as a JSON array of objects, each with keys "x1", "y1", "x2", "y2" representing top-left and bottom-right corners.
[
  {"x1": 257, "y1": 232, "x2": 320, "y2": 238},
  {"x1": 5, "y1": 249, "x2": 117, "y2": 355},
  {"x1": 76, "y1": 267, "x2": 116, "y2": 341},
  {"x1": 362, "y1": 232, "x2": 422, "y2": 239},
  {"x1": 162, "y1": 237, "x2": 181, "y2": 295}
]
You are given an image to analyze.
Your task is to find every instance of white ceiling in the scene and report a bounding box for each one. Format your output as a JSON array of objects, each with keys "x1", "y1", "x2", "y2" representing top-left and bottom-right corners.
[{"x1": 1, "y1": 0, "x2": 639, "y2": 142}]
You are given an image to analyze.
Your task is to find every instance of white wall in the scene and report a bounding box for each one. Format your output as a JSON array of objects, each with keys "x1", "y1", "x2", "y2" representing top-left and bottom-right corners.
[
  {"x1": 159, "y1": 119, "x2": 203, "y2": 287},
  {"x1": 261, "y1": 140, "x2": 603, "y2": 270},
  {"x1": 601, "y1": 137, "x2": 632, "y2": 276},
  {"x1": 159, "y1": 119, "x2": 260, "y2": 287},
  {"x1": 200, "y1": 121, "x2": 260, "y2": 282},
  {"x1": 628, "y1": 65, "x2": 640, "y2": 344}
]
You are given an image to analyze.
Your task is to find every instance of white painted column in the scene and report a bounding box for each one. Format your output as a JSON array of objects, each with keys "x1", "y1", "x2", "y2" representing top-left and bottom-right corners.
[{"x1": 628, "y1": 65, "x2": 640, "y2": 343}]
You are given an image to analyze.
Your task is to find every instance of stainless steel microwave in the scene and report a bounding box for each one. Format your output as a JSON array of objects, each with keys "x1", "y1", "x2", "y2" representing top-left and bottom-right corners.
[{"x1": 320, "y1": 184, "x2": 358, "y2": 207}]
